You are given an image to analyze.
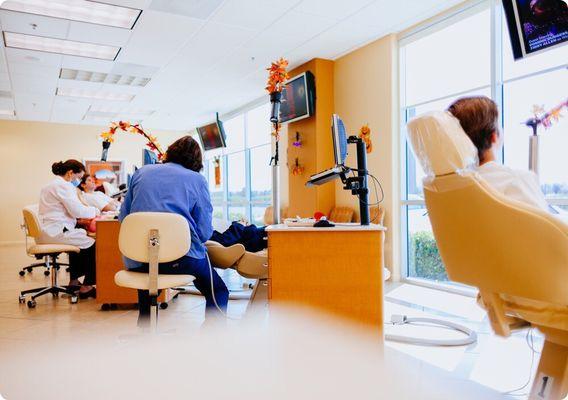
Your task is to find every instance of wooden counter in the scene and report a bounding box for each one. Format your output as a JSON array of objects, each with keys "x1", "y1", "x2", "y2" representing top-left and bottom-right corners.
[{"x1": 266, "y1": 223, "x2": 385, "y2": 334}]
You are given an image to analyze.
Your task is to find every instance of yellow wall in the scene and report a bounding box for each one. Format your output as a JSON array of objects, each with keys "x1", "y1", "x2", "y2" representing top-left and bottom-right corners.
[
  {"x1": 333, "y1": 34, "x2": 400, "y2": 279},
  {"x1": 0, "y1": 120, "x2": 184, "y2": 244}
]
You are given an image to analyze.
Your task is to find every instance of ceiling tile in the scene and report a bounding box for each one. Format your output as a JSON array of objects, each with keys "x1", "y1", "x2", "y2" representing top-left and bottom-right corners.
[
  {"x1": 11, "y1": 71, "x2": 57, "y2": 95},
  {"x1": 116, "y1": 10, "x2": 204, "y2": 67},
  {"x1": 14, "y1": 93, "x2": 53, "y2": 121},
  {"x1": 294, "y1": 0, "x2": 375, "y2": 20},
  {"x1": 149, "y1": 0, "x2": 224, "y2": 20},
  {"x1": 0, "y1": 72, "x2": 11, "y2": 91},
  {"x1": 60, "y1": 55, "x2": 116, "y2": 73},
  {"x1": 67, "y1": 22, "x2": 132, "y2": 47},
  {"x1": 0, "y1": 10, "x2": 70, "y2": 39},
  {"x1": 6, "y1": 47, "x2": 62, "y2": 67},
  {"x1": 95, "y1": 0, "x2": 152, "y2": 9},
  {"x1": 211, "y1": 0, "x2": 301, "y2": 31}
]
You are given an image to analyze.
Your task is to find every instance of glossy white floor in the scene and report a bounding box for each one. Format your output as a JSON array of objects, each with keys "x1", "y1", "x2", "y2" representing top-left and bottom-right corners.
[{"x1": 0, "y1": 244, "x2": 539, "y2": 399}]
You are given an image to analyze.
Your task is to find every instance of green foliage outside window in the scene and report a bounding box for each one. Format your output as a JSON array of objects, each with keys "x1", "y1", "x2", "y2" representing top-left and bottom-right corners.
[{"x1": 409, "y1": 231, "x2": 448, "y2": 281}]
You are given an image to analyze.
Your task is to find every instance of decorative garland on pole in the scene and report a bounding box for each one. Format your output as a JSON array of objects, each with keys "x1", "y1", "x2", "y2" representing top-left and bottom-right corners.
[
  {"x1": 266, "y1": 57, "x2": 289, "y2": 165},
  {"x1": 100, "y1": 121, "x2": 165, "y2": 162},
  {"x1": 525, "y1": 99, "x2": 568, "y2": 135}
]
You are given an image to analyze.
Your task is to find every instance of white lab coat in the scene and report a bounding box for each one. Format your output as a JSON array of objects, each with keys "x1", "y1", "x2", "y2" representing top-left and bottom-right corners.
[{"x1": 38, "y1": 176, "x2": 98, "y2": 249}]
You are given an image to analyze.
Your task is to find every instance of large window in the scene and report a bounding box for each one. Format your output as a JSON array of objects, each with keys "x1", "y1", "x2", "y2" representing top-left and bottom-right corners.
[
  {"x1": 203, "y1": 102, "x2": 272, "y2": 225},
  {"x1": 400, "y1": 2, "x2": 568, "y2": 284}
]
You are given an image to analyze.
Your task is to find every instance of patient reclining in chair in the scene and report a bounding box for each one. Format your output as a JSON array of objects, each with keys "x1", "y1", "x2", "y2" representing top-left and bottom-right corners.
[{"x1": 448, "y1": 96, "x2": 554, "y2": 214}]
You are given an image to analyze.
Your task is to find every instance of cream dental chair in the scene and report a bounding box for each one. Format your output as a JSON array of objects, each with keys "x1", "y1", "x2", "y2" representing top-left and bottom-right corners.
[
  {"x1": 114, "y1": 212, "x2": 195, "y2": 327},
  {"x1": 407, "y1": 111, "x2": 568, "y2": 400}
]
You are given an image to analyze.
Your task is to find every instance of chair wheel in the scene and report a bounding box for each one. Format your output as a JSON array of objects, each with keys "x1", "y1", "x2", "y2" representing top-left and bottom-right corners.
[
  {"x1": 159, "y1": 303, "x2": 168, "y2": 310},
  {"x1": 19, "y1": 270, "x2": 25, "y2": 277},
  {"x1": 101, "y1": 303, "x2": 111, "y2": 311},
  {"x1": 19, "y1": 295, "x2": 25, "y2": 304},
  {"x1": 26, "y1": 267, "x2": 33, "y2": 273},
  {"x1": 27, "y1": 300, "x2": 36, "y2": 308},
  {"x1": 44, "y1": 270, "x2": 50, "y2": 276},
  {"x1": 70, "y1": 296, "x2": 78, "y2": 304}
]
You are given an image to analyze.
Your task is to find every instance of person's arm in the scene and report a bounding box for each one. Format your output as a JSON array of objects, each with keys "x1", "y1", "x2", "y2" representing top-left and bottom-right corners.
[
  {"x1": 192, "y1": 176, "x2": 214, "y2": 243},
  {"x1": 56, "y1": 185, "x2": 98, "y2": 219}
]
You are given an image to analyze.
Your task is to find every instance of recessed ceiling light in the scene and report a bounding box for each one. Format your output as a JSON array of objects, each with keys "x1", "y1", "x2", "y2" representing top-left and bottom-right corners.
[
  {"x1": 59, "y1": 68, "x2": 151, "y2": 87},
  {"x1": 0, "y1": 0, "x2": 142, "y2": 29},
  {"x1": 3, "y1": 32, "x2": 120, "y2": 60},
  {"x1": 56, "y1": 87, "x2": 134, "y2": 102}
]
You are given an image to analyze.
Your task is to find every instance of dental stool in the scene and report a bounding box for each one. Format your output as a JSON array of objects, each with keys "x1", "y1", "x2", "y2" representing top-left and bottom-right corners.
[
  {"x1": 114, "y1": 212, "x2": 195, "y2": 327},
  {"x1": 407, "y1": 111, "x2": 568, "y2": 400}
]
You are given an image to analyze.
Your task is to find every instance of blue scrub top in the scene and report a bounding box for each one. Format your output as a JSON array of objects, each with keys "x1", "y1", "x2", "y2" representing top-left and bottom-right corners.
[{"x1": 119, "y1": 162, "x2": 213, "y2": 260}]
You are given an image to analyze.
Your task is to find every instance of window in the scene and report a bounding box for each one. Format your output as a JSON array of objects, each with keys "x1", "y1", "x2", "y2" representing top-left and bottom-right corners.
[
  {"x1": 399, "y1": 2, "x2": 568, "y2": 286},
  {"x1": 203, "y1": 102, "x2": 273, "y2": 224}
]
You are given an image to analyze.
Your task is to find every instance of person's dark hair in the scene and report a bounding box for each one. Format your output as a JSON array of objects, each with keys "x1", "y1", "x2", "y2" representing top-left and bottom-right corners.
[
  {"x1": 51, "y1": 159, "x2": 86, "y2": 176},
  {"x1": 78, "y1": 174, "x2": 91, "y2": 192},
  {"x1": 163, "y1": 136, "x2": 203, "y2": 172},
  {"x1": 447, "y1": 96, "x2": 499, "y2": 163}
]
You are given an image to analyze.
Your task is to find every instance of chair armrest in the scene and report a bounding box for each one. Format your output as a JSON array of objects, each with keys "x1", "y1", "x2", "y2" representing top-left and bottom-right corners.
[
  {"x1": 236, "y1": 250, "x2": 268, "y2": 279},
  {"x1": 206, "y1": 241, "x2": 245, "y2": 269}
]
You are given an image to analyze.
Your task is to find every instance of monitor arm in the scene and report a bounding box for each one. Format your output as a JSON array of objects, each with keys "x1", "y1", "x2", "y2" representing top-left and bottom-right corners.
[{"x1": 340, "y1": 136, "x2": 370, "y2": 225}]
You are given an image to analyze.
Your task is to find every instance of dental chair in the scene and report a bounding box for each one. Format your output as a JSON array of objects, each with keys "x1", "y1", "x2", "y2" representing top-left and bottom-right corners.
[{"x1": 407, "y1": 111, "x2": 568, "y2": 400}]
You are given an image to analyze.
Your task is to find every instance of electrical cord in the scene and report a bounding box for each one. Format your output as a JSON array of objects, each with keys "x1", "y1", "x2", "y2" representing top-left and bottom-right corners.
[
  {"x1": 205, "y1": 253, "x2": 241, "y2": 321},
  {"x1": 385, "y1": 315, "x2": 477, "y2": 347},
  {"x1": 502, "y1": 328, "x2": 538, "y2": 397}
]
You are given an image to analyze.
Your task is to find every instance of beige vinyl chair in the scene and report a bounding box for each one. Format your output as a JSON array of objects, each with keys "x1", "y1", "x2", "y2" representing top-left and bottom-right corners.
[
  {"x1": 114, "y1": 212, "x2": 195, "y2": 326},
  {"x1": 19, "y1": 205, "x2": 81, "y2": 308},
  {"x1": 205, "y1": 241, "x2": 267, "y2": 280},
  {"x1": 407, "y1": 111, "x2": 568, "y2": 400}
]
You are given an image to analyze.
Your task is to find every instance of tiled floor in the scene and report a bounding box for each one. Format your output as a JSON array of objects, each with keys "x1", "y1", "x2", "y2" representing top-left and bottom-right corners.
[{"x1": 0, "y1": 244, "x2": 539, "y2": 399}]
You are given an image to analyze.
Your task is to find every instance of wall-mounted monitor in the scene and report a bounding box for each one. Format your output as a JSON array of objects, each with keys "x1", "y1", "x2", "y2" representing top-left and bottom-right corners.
[
  {"x1": 279, "y1": 71, "x2": 316, "y2": 124},
  {"x1": 196, "y1": 116, "x2": 227, "y2": 151},
  {"x1": 503, "y1": 0, "x2": 568, "y2": 60}
]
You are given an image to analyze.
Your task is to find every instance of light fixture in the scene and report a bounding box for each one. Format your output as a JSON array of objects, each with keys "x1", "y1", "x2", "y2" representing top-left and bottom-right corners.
[
  {"x1": 0, "y1": 109, "x2": 16, "y2": 116},
  {"x1": 3, "y1": 32, "x2": 120, "y2": 60},
  {"x1": 84, "y1": 105, "x2": 154, "y2": 120},
  {"x1": 0, "y1": 0, "x2": 142, "y2": 29},
  {"x1": 56, "y1": 87, "x2": 134, "y2": 102},
  {"x1": 60, "y1": 68, "x2": 151, "y2": 87}
]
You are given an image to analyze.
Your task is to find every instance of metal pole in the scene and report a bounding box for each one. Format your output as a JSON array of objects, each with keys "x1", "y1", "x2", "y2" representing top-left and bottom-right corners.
[
  {"x1": 272, "y1": 164, "x2": 280, "y2": 224},
  {"x1": 356, "y1": 139, "x2": 370, "y2": 225},
  {"x1": 529, "y1": 134, "x2": 539, "y2": 175}
]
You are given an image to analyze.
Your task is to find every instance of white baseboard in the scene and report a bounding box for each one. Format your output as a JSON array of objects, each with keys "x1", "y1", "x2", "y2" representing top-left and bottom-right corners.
[{"x1": 0, "y1": 241, "x2": 25, "y2": 247}]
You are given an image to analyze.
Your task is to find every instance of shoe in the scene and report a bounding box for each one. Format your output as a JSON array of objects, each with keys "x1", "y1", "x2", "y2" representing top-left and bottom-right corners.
[{"x1": 78, "y1": 287, "x2": 96, "y2": 299}]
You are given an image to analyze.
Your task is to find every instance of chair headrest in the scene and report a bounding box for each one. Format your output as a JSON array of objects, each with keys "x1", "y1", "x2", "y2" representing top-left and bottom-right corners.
[{"x1": 406, "y1": 111, "x2": 478, "y2": 177}]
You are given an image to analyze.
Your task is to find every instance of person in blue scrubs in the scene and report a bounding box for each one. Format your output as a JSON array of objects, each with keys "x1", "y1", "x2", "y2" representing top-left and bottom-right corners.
[{"x1": 119, "y1": 136, "x2": 229, "y2": 318}]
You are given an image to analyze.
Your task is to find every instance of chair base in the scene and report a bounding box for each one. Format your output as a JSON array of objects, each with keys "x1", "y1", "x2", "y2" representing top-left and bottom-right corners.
[
  {"x1": 19, "y1": 253, "x2": 69, "y2": 277},
  {"x1": 19, "y1": 253, "x2": 78, "y2": 308}
]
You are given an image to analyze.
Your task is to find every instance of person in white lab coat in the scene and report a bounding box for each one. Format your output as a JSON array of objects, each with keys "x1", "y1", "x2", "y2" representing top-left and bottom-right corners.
[
  {"x1": 447, "y1": 96, "x2": 551, "y2": 212},
  {"x1": 38, "y1": 160, "x2": 99, "y2": 298},
  {"x1": 78, "y1": 174, "x2": 119, "y2": 212}
]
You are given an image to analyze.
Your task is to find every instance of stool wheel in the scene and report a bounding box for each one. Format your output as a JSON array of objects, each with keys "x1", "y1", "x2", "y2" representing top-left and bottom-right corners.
[
  {"x1": 44, "y1": 270, "x2": 50, "y2": 276},
  {"x1": 70, "y1": 296, "x2": 78, "y2": 304},
  {"x1": 159, "y1": 303, "x2": 168, "y2": 310},
  {"x1": 27, "y1": 300, "x2": 36, "y2": 308},
  {"x1": 19, "y1": 270, "x2": 25, "y2": 277},
  {"x1": 101, "y1": 303, "x2": 110, "y2": 311},
  {"x1": 18, "y1": 295, "x2": 25, "y2": 304},
  {"x1": 26, "y1": 267, "x2": 33, "y2": 273}
]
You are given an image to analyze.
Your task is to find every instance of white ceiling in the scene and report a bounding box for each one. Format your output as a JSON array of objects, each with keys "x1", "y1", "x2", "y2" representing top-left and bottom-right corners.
[{"x1": 0, "y1": 0, "x2": 463, "y2": 131}]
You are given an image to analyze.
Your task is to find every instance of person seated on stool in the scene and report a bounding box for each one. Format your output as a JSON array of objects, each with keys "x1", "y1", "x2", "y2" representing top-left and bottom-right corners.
[
  {"x1": 119, "y1": 136, "x2": 229, "y2": 318},
  {"x1": 448, "y1": 96, "x2": 553, "y2": 213},
  {"x1": 78, "y1": 174, "x2": 120, "y2": 212},
  {"x1": 38, "y1": 160, "x2": 99, "y2": 298}
]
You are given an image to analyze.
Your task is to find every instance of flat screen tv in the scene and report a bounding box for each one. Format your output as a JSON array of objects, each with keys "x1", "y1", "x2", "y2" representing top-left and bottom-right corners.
[
  {"x1": 196, "y1": 116, "x2": 227, "y2": 151},
  {"x1": 279, "y1": 71, "x2": 316, "y2": 124},
  {"x1": 503, "y1": 0, "x2": 568, "y2": 60}
]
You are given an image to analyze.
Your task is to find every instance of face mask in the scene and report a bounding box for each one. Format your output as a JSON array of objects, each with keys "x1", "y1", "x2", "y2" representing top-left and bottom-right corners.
[{"x1": 71, "y1": 179, "x2": 81, "y2": 187}]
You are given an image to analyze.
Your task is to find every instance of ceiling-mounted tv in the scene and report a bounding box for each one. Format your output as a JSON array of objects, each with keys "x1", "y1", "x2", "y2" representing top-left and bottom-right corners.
[
  {"x1": 279, "y1": 71, "x2": 316, "y2": 124},
  {"x1": 196, "y1": 114, "x2": 227, "y2": 151},
  {"x1": 503, "y1": 0, "x2": 568, "y2": 60}
]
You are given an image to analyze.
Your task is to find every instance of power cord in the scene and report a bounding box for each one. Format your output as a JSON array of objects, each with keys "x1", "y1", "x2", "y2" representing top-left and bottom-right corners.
[
  {"x1": 502, "y1": 328, "x2": 538, "y2": 397},
  {"x1": 385, "y1": 314, "x2": 477, "y2": 346},
  {"x1": 205, "y1": 253, "x2": 241, "y2": 320}
]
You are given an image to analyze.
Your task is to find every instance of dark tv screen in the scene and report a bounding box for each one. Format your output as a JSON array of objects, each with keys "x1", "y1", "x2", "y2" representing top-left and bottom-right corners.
[
  {"x1": 279, "y1": 71, "x2": 315, "y2": 124},
  {"x1": 503, "y1": 0, "x2": 568, "y2": 59},
  {"x1": 196, "y1": 120, "x2": 226, "y2": 151}
]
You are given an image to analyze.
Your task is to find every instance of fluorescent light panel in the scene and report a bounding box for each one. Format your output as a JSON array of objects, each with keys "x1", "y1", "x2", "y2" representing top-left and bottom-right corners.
[
  {"x1": 56, "y1": 87, "x2": 134, "y2": 102},
  {"x1": 3, "y1": 32, "x2": 120, "y2": 60},
  {"x1": 60, "y1": 68, "x2": 151, "y2": 87},
  {"x1": 89, "y1": 104, "x2": 154, "y2": 116},
  {"x1": 0, "y1": 109, "x2": 15, "y2": 116},
  {"x1": 0, "y1": 0, "x2": 142, "y2": 29}
]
